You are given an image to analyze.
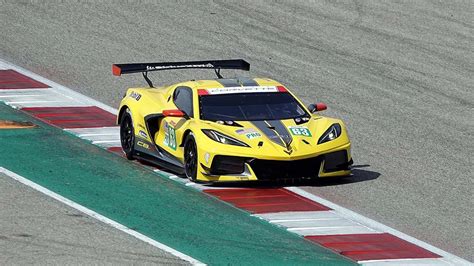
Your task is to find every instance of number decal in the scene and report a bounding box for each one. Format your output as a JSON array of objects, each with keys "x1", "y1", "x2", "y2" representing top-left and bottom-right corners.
[
  {"x1": 163, "y1": 122, "x2": 177, "y2": 150},
  {"x1": 288, "y1": 126, "x2": 312, "y2": 137}
]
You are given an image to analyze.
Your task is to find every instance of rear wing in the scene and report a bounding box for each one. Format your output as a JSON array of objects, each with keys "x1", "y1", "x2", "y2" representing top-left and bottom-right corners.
[
  {"x1": 113, "y1": 59, "x2": 249, "y2": 75},
  {"x1": 112, "y1": 59, "x2": 250, "y2": 87}
]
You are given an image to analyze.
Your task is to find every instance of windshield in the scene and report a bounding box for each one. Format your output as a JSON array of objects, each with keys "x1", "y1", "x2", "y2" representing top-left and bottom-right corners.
[{"x1": 199, "y1": 92, "x2": 309, "y2": 121}]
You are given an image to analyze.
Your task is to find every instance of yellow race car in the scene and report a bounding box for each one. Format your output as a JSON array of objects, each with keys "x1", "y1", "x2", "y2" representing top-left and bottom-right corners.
[{"x1": 112, "y1": 60, "x2": 352, "y2": 183}]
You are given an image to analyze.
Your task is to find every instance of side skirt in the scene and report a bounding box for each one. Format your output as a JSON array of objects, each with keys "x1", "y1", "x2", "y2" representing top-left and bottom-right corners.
[{"x1": 133, "y1": 138, "x2": 185, "y2": 175}]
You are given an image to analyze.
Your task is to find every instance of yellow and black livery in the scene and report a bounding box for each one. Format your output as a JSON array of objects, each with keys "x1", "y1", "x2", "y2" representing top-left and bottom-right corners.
[{"x1": 113, "y1": 59, "x2": 352, "y2": 183}]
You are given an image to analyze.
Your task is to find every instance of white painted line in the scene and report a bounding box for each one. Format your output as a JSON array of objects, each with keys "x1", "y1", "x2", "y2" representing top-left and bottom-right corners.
[
  {"x1": 0, "y1": 61, "x2": 10, "y2": 69},
  {"x1": 285, "y1": 187, "x2": 471, "y2": 265},
  {"x1": 0, "y1": 167, "x2": 204, "y2": 266}
]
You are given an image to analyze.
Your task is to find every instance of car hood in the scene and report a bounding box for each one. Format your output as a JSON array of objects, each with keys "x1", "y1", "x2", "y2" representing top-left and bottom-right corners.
[{"x1": 200, "y1": 117, "x2": 345, "y2": 158}]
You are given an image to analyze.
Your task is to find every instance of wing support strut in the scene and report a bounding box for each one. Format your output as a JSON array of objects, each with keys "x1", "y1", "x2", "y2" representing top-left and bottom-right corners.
[{"x1": 142, "y1": 72, "x2": 154, "y2": 88}]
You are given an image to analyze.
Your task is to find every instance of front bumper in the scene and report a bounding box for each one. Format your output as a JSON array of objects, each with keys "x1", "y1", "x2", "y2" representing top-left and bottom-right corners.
[{"x1": 197, "y1": 143, "x2": 352, "y2": 182}]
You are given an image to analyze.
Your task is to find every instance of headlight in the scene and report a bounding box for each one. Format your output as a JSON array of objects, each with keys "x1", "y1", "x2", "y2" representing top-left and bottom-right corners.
[
  {"x1": 318, "y1": 123, "x2": 342, "y2": 144},
  {"x1": 201, "y1": 129, "x2": 250, "y2": 147}
]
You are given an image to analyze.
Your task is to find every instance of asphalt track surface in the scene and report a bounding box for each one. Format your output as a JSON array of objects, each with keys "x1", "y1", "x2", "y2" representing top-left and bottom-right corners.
[
  {"x1": 0, "y1": 173, "x2": 189, "y2": 265},
  {"x1": 1, "y1": 0, "x2": 473, "y2": 262}
]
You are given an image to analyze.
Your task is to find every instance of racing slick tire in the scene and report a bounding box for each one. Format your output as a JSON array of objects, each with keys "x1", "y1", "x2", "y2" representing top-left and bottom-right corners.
[
  {"x1": 120, "y1": 109, "x2": 135, "y2": 160},
  {"x1": 184, "y1": 133, "x2": 198, "y2": 182}
]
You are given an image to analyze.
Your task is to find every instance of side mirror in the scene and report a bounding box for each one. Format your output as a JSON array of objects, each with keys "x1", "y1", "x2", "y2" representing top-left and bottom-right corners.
[
  {"x1": 162, "y1": 109, "x2": 186, "y2": 117},
  {"x1": 307, "y1": 103, "x2": 327, "y2": 113}
]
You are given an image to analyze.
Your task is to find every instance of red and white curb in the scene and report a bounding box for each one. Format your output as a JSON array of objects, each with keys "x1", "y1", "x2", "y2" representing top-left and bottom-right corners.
[{"x1": 0, "y1": 59, "x2": 470, "y2": 265}]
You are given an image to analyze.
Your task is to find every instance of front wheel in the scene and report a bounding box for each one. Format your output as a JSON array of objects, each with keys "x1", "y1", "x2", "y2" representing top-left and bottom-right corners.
[
  {"x1": 184, "y1": 133, "x2": 198, "y2": 181},
  {"x1": 120, "y1": 109, "x2": 135, "y2": 160}
]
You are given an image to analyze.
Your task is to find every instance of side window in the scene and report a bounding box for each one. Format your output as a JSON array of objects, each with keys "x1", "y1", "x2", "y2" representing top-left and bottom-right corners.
[{"x1": 173, "y1": 87, "x2": 193, "y2": 117}]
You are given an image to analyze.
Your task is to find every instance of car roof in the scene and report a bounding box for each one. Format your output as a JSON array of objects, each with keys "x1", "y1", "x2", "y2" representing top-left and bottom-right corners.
[{"x1": 172, "y1": 77, "x2": 284, "y2": 90}]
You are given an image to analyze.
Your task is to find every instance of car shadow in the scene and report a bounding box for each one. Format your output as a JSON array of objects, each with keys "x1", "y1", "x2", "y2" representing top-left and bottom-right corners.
[{"x1": 206, "y1": 164, "x2": 380, "y2": 188}]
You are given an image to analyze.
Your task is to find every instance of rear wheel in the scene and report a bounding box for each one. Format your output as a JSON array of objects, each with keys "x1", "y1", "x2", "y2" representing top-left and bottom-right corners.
[
  {"x1": 184, "y1": 133, "x2": 198, "y2": 181},
  {"x1": 120, "y1": 109, "x2": 135, "y2": 160}
]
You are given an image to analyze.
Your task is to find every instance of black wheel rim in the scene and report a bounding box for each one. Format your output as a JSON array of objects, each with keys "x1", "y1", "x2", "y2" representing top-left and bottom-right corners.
[
  {"x1": 120, "y1": 115, "x2": 134, "y2": 153},
  {"x1": 185, "y1": 140, "x2": 197, "y2": 179}
]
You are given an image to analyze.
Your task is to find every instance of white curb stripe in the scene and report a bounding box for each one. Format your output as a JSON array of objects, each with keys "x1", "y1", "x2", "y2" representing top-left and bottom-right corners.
[
  {"x1": 0, "y1": 59, "x2": 118, "y2": 114},
  {"x1": 79, "y1": 133, "x2": 119, "y2": 137},
  {"x1": 285, "y1": 187, "x2": 471, "y2": 265},
  {"x1": 360, "y1": 257, "x2": 454, "y2": 265},
  {"x1": 0, "y1": 94, "x2": 44, "y2": 98},
  {"x1": 65, "y1": 127, "x2": 121, "y2": 147},
  {"x1": 256, "y1": 210, "x2": 378, "y2": 236},
  {"x1": 65, "y1": 127, "x2": 120, "y2": 135},
  {"x1": 0, "y1": 88, "x2": 90, "y2": 108},
  {"x1": 92, "y1": 140, "x2": 121, "y2": 144},
  {"x1": 0, "y1": 167, "x2": 204, "y2": 265}
]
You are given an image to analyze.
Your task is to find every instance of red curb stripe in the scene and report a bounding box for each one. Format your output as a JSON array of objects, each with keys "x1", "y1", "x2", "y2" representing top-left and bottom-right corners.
[
  {"x1": 22, "y1": 106, "x2": 116, "y2": 128},
  {"x1": 306, "y1": 233, "x2": 441, "y2": 261},
  {"x1": 0, "y1": 70, "x2": 49, "y2": 89},
  {"x1": 204, "y1": 188, "x2": 330, "y2": 213},
  {"x1": 216, "y1": 194, "x2": 287, "y2": 200},
  {"x1": 35, "y1": 112, "x2": 87, "y2": 118},
  {"x1": 107, "y1": 147, "x2": 125, "y2": 157}
]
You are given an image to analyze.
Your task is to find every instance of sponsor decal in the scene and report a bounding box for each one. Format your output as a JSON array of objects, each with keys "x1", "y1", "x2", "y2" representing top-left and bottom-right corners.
[
  {"x1": 137, "y1": 141, "x2": 150, "y2": 149},
  {"x1": 129, "y1": 91, "x2": 141, "y2": 101},
  {"x1": 146, "y1": 63, "x2": 214, "y2": 71},
  {"x1": 236, "y1": 128, "x2": 262, "y2": 139},
  {"x1": 139, "y1": 130, "x2": 148, "y2": 138},
  {"x1": 205, "y1": 86, "x2": 278, "y2": 95},
  {"x1": 288, "y1": 126, "x2": 312, "y2": 137},
  {"x1": 163, "y1": 122, "x2": 177, "y2": 150}
]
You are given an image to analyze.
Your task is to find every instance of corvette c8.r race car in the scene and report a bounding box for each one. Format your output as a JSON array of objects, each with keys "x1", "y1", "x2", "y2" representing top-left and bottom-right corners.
[{"x1": 112, "y1": 59, "x2": 353, "y2": 183}]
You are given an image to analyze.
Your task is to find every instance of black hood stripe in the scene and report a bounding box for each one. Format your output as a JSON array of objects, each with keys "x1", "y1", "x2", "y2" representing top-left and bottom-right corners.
[
  {"x1": 215, "y1": 79, "x2": 242, "y2": 87},
  {"x1": 251, "y1": 120, "x2": 293, "y2": 148},
  {"x1": 251, "y1": 121, "x2": 285, "y2": 147},
  {"x1": 238, "y1": 78, "x2": 259, "y2": 86},
  {"x1": 267, "y1": 120, "x2": 293, "y2": 147},
  {"x1": 215, "y1": 78, "x2": 259, "y2": 87}
]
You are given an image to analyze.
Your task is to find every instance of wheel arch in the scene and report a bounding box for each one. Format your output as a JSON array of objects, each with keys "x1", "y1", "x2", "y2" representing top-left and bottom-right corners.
[
  {"x1": 117, "y1": 105, "x2": 129, "y2": 125},
  {"x1": 180, "y1": 129, "x2": 193, "y2": 147}
]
